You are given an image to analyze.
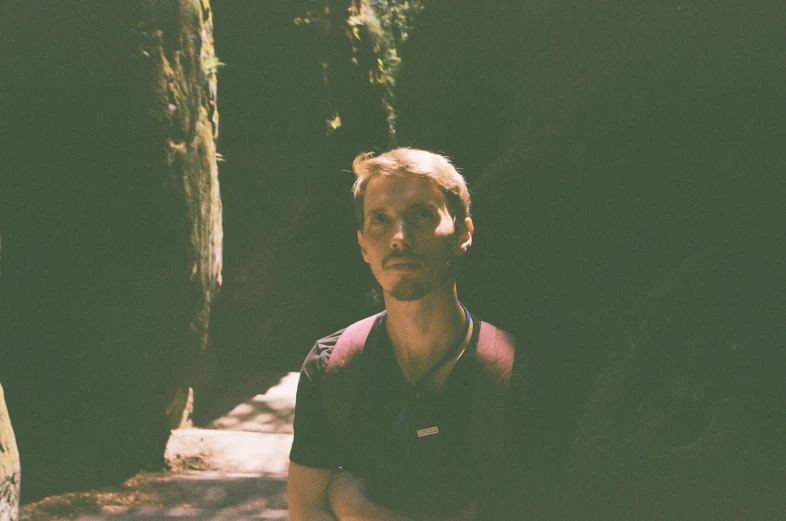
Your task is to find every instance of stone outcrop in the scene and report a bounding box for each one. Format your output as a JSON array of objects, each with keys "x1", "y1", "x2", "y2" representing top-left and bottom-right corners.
[
  {"x1": 130, "y1": 0, "x2": 224, "y2": 431},
  {"x1": 392, "y1": 1, "x2": 786, "y2": 517},
  {"x1": 0, "y1": 384, "x2": 20, "y2": 521},
  {"x1": 0, "y1": 0, "x2": 222, "y2": 501},
  {"x1": 207, "y1": 0, "x2": 401, "y2": 372}
]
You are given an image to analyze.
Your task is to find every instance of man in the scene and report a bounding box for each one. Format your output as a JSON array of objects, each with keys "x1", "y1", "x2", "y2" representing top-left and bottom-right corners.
[{"x1": 288, "y1": 148, "x2": 517, "y2": 520}]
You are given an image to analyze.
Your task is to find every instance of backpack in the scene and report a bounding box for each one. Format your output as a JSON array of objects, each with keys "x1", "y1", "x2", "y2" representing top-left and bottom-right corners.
[{"x1": 322, "y1": 312, "x2": 516, "y2": 461}]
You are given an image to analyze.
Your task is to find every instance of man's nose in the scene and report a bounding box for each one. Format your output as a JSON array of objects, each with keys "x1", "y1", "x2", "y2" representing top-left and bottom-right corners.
[{"x1": 390, "y1": 218, "x2": 412, "y2": 250}]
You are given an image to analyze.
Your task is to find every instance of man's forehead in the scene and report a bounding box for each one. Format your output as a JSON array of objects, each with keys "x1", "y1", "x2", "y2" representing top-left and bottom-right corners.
[{"x1": 364, "y1": 172, "x2": 447, "y2": 207}]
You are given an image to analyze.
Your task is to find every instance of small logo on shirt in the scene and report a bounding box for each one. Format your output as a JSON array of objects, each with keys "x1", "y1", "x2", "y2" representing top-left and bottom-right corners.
[{"x1": 417, "y1": 426, "x2": 439, "y2": 437}]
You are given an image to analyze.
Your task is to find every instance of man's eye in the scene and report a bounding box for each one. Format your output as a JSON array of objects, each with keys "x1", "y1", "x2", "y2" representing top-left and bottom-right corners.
[
  {"x1": 415, "y1": 208, "x2": 435, "y2": 219},
  {"x1": 370, "y1": 213, "x2": 389, "y2": 225}
]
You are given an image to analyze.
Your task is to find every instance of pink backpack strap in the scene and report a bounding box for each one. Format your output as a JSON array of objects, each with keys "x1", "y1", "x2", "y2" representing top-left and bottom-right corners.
[
  {"x1": 472, "y1": 321, "x2": 516, "y2": 474},
  {"x1": 476, "y1": 321, "x2": 516, "y2": 386},
  {"x1": 326, "y1": 313, "x2": 382, "y2": 374},
  {"x1": 323, "y1": 312, "x2": 385, "y2": 435}
]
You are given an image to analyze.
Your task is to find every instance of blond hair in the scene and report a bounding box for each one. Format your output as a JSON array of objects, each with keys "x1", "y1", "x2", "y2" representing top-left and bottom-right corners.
[{"x1": 351, "y1": 148, "x2": 471, "y2": 229}]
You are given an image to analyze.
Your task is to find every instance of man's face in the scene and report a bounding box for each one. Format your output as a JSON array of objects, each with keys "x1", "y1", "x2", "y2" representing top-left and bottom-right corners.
[{"x1": 357, "y1": 171, "x2": 473, "y2": 302}]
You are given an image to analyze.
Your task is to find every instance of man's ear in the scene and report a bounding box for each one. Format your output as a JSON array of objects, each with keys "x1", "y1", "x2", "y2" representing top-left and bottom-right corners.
[
  {"x1": 358, "y1": 230, "x2": 370, "y2": 263},
  {"x1": 455, "y1": 217, "x2": 474, "y2": 255}
]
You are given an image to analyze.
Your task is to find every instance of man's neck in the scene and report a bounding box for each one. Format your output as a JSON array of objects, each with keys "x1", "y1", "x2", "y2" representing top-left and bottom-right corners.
[{"x1": 383, "y1": 283, "x2": 468, "y2": 385}]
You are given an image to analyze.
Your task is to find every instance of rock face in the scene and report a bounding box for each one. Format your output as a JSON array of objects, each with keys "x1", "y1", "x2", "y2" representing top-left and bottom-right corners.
[
  {"x1": 0, "y1": 0, "x2": 222, "y2": 501},
  {"x1": 130, "y1": 0, "x2": 224, "y2": 431},
  {"x1": 391, "y1": 1, "x2": 786, "y2": 517},
  {"x1": 208, "y1": 0, "x2": 398, "y2": 372},
  {"x1": 0, "y1": 384, "x2": 20, "y2": 521}
]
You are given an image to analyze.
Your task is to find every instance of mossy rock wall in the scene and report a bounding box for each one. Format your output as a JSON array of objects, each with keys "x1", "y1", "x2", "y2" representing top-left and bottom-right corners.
[
  {"x1": 392, "y1": 1, "x2": 786, "y2": 517},
  {"x1": 0, "y1": 0, "x2": 222, "y2": 501},
  {"x1": 130, "y1": 0, "x2": 224, "y2": 431},
  {"x1": 207, "y1": 0, "x2": 392, "y2": 373},
  {"x1": 0, "y1": 384, "x2": 21, "y2": 521}
]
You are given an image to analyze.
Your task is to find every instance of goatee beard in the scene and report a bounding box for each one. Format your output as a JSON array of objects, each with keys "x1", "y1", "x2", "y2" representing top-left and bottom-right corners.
[
  {"x1": 388, "y1": 279, "x2": 432, "y2": 302},
  {"x1": 387, "y1": 259, "x2": 457, "y2": 302}
]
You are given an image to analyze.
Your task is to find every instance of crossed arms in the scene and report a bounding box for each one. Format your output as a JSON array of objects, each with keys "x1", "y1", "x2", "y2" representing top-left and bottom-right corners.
[{"x1": 288, "y1": 462, "x2": 480, "y2": 521}]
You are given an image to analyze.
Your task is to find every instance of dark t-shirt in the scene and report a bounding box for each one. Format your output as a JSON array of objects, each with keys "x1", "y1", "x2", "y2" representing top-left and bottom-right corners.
[{"x1": 290, "y1": 312, "x2": 524, "y2": 517}]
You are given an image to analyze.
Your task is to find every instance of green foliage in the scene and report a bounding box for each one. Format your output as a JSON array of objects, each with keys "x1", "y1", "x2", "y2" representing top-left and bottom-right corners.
[
  {"x1": 293, "y1": 1, "x2": 423, "y2": 143},
  {"x1": 353, "y1": 0, "x2": 423, "y2": 86},
  {"x1": 294, "y1": 8, "x2": 327, "y2": 27},
  {"x1": 354, "y1": 0, "x2": 424, "y2": 143},
  {"x1": 200, "y1": 55, "x2": 225, "y2": 74},
  {"x1": 325, "y1": 112, "x2": 343, "y2": 136},
  {"x1": 371, "y1": 0, "x2": 423, "y2": 45}
]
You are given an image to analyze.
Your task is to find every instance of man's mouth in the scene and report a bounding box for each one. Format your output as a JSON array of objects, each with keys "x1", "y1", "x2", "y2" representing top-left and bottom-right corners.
[{"x1": 385, "y1": 257, "x2": 422, "y2": 269}]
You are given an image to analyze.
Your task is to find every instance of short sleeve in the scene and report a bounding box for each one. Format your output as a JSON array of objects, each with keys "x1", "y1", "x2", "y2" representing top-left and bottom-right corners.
[{"x1": 289, "y1": 330, "x2": 344, "y2": 470}]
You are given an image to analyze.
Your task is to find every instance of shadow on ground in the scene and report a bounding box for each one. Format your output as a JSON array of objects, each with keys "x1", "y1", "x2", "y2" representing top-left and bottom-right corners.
[
  {"x1": 20, "y1": 369, "x2": 298, "y2": 520},
  {"x1": 21, "y1": 471, "x2": 287, "y2": 521}
]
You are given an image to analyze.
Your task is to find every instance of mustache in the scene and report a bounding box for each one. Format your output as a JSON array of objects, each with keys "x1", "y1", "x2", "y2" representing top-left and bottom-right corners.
[{"x1": 383, "y1": 251, "x2": 424, "y2": 267}]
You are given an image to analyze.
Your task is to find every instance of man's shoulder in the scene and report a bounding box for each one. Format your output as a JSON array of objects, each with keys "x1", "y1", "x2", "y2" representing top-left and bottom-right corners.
[
  {"x1": 474, "y1": 316, "x2": 515, "y2": 336},
  {"x1": 300, "y1": 312, "x2": 386, "y2": 381},
  {"x1": 299, "y1": 328, "x2": 343, "y2": 382},
  {"x1": 467, "y1": 315, "x2": 517, "y2": 389}
]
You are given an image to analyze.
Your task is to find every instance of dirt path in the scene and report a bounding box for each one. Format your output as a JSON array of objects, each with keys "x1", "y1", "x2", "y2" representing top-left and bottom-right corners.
[{"x1": 21, "y1": 370, "x2": 299, "y2": 521}]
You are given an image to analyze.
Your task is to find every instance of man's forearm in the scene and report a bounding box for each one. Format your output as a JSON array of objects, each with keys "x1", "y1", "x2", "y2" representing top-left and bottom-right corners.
[
  {"x1": 328, "y1": 471, "x2": 477, "y2": 521},
  {"x1": 333, "y1": 495, "x2": 476, "y2": 521},
  {"x1": 334, "y1": 499, "x2": 415, "y2": 521},
  {"x1": 328, "y1": 471, "x2": 412, "y2": 521},
  {"x1": 287, "y1": 462, "x2": 339, "y2": 521},
  {"x1": 290, "y1": 509, "x2": 337, "y2": 521}
]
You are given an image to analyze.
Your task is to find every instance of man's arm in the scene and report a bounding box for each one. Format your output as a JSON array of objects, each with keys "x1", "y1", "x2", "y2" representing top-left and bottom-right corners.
[
  {"x1": 329, "y1": 470, "x2": 478, "y2": 521},
  {"x1": 288, "y1": 462, "x2": 337, "y2": 521}
]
